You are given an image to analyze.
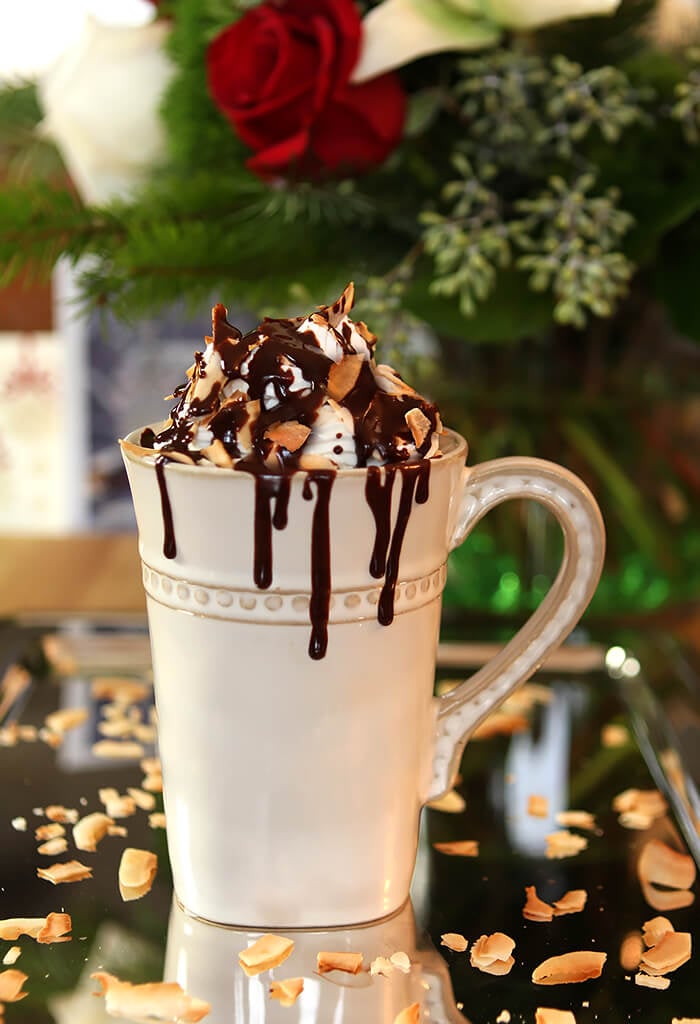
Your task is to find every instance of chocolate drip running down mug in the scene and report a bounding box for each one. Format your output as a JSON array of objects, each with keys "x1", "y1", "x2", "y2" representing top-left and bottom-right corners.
[{"x1": 122, "y1": 427, "x2": 605, "y2": 928}]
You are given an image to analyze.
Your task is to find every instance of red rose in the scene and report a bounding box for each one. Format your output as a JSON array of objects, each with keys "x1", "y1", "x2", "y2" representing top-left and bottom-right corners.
[{"x1": 206, "y1": 0, "x2": 406, "y2": 177}]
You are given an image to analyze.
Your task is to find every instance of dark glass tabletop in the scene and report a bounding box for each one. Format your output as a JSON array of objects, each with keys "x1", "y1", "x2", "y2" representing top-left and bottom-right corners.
[{"x1": 0, "y1": 619, "x2": 697, "y2": 1024}]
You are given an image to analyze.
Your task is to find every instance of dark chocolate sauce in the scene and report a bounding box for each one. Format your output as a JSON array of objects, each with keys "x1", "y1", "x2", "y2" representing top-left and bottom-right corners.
[
  {"x1": 378, "y1": 464, "x2": 422, "y2": 627},
  {"x1": 155, "y1": 457, "x2": 176, "y2": 560},
  {"x1": 304, "y1": 471, "x2": 335, "y2": 660},
  {"x1": 365, "y1": 465, "x2": 397, "y2": 579},
  {"x1": 236, "y1": 468, "x2": 292, "y2": 590}
]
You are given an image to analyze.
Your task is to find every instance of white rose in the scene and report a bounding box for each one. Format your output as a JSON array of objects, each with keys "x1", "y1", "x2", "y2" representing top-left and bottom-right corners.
[
  {"x1": 352, "y1": 0, "x2": 622, "y2": 82},
  {"x1": 38, "y1": 16, "x2": 174, "y2": 206}
]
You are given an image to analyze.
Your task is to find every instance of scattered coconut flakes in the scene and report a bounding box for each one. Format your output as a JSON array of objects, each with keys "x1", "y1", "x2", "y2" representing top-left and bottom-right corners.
[
  {"x1": 316, "y1": 951, "x2": 363, "y2": 975},
  {"x1": 126, "y1": 788, "x2": 156, "y2": 812},
  {"x1": 441, "y1": 933, "x2": 468, "y2": 952},
  {"x1": 619, "y1": 932, "x2": 644, "y2": 971},
  {"x1": 552, "y1": 890, "x2": 588, "y2": 916},
  {"x1": 532, "y1": 951, "x2": 606, "y2": 985},
  {"x1": 45, "y1": 805, "x2": 78, "y2": 824},
  {"x1": 37, "y1": 837, "x2": 68, "y2": 857},
  {"x1": 638, "y1": 839, "x2": 696, "y2": 891},
  {"x1": 92, "y1": 740, "x2": 145, "y2": 760},
  {"x1": 619, "y1": 811, "x2": 655, "y2": 831},
  {"x1": 97, "y1": 718, "x2": 133, "y2": 739},
  {"x1": 672, "y1": 1019, "x2": 700, "y2": 1023},
  {"x1": 641, "y1": 916, "x2": 674, "y2": 947},
  {"x1": 35, "y1": 823, "x2": 65, "y2": 841},
  {"x1": 133, "y1": 723, "x2": 157, "y2": 743},
  {"x1": 641, "y1": 880, "x2": 695, "y2": 912},
  {"x1": 528, "y1": 795, "x2": 549, "y2": 818},
  {"x1": 601, "y1": 723, "x2": 629, "y2": 748},
  {"x1": 426, "y1": 790, "x2": 466, "y2": 814},
  {"x1": 470, "y1": 933, "x2": 516, "y2": 975},
  {"x1": 39, "y1": 727, "x2": 63, "y2": 748},
  {"x1": 613, "y1": 789, "x2": 667, "y2": 826},
  {"x1": 639, "y1": 931, "x2": 691, "y2": 975},
  {"x1": 433, "y1": 840, "x2": 479, "y2": 857},
  {"x1": 634, "y1": 972, "x2": 670, "y2": 990},
  {"x1": 555, "y1": 811, "x2": 597, "y2": 832},
  {"x1": 269, "y1": 977, "x2": 304, "y2": 1007},
  {"x1": 149, "y1": 812, "x2": 166, "y2": 829},
  {"x1": 239, "y1": 935, "x2": 295, "y2": 977},
  {"x1": 10, "y1": 818, "x2": 26, "y2": 832},
  {"x1": 44, "y1": 707, "x2": 88, "y2": 735},
  {"x1": 393, "y1": 1005, "x2": 420, "y2": 1024},
  {"x1": 390, "y1": 951, "x2": 411, "y2": 973},
  {"x1": 523, "y1": 886, "x2": 554, "y2": 922},
  {"x1": 535, "y1": 1010, "x2": 576, "y2": 1024},
  {"x1": 37, "y1": 913, "x2": 72, "y2": 943},
  {"x1": 73, "y1": 812, "x2": 114, "y2": 853},
  {"x1": 0, "y1": 916, "x2": 70, "y2": 943},
  {"x1": 545, "y1": 831, "x2": 588, "y2": 860},
  {"x1": 496, "y1": 1012, "x2": 511, "y2": 1024},
  {"x1": 17, "y1": 726, "x2": 37, "y2": 742},
  {"x1": 370, "y1": 956, "x2": 393, "y2": 977},
  {"x1": 98, "y1": 790, "x2": 136, "y2": 819},
  {"x1": 1, "y1": 949, "x2": 20, "y2": 967},
  {"x1": 37, "y1": 860, "x2": 93, "y2": 885},
  {"x1": 119, "y1": 848, "x2": 158, "y2": 902},
  {"x1": 108, "y1": 825, "x2": 128, "y2": 837},
  {"x1": 91, "y1": 678, "x2": 150, "y2": 704},
  {"x1": 0, "y1": 969, "x2": 28, "y2": 1003},
  {"x1": 142, "y1": 772, "x2": 163, "y2": 793},
  {"x1": 91, "y1": 971, "x2": 209, "y2": 1022},
  {"x1": 141, "y1": 757, "x2": 161, "y2": 774},
  {"x1": 472, "y1": 712, "x2": 529, "y2": 740}
]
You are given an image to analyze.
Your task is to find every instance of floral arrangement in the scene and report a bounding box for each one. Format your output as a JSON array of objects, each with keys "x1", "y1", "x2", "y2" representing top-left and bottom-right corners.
[{"x1": 2, "y1": 0, "x2": 700, "y2": 618}]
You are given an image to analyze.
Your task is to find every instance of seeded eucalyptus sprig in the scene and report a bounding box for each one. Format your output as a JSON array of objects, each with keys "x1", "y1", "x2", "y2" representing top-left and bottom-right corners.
[{"x1": 512, "y1": 174, "x2": 634, "y2": 326}]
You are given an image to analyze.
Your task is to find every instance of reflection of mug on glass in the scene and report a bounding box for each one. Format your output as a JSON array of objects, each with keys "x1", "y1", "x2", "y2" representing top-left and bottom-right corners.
[{"x1": 121, "y1": 289, "x2": 605, "y2": 928}]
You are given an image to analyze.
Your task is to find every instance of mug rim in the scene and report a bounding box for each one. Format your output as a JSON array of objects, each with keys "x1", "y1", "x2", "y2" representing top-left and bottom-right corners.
[{"x1": 120, "y1": 425, "x2": 468, "y2": 477}]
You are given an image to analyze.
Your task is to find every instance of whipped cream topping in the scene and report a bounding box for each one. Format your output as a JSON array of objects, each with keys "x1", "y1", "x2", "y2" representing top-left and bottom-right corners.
[{"x1": 141, "y1": 283, "x2": 442, "y2": 471}]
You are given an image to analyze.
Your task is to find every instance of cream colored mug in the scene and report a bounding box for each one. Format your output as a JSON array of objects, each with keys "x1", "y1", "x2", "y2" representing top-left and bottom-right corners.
[{"x1": 122, "y1": 427, "x2": 604, "y2": 927}]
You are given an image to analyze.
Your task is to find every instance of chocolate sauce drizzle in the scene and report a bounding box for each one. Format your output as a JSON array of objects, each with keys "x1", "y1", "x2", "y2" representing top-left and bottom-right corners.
[{"x1": 141, "y1": 295, "x2": 439, "y2": 657}]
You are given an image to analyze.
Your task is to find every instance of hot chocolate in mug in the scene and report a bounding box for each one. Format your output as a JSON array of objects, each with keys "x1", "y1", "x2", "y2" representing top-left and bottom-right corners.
[{"x1": 122, "y1": 426, "x2": 604, "y2": 927}]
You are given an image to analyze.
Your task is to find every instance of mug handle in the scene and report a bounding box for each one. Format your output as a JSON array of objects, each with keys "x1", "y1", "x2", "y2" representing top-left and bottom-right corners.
[{"x1": 427, "y1": 456, "x2": 605, "y2": 801}]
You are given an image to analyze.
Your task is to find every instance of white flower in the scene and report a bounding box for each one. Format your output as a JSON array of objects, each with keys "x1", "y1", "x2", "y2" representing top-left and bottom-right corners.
[
  {"x1": 37, "y1": 16, "x2": 174, "y2": 206},
  {"x1": 352, "y1": 0, "x2": 621, "y2": 82}
]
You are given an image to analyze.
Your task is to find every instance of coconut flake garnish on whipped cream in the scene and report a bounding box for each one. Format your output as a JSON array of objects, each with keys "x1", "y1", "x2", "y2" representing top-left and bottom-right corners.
[{"x1": 124, "y1": 283, "x2": 445, "y2": 659}]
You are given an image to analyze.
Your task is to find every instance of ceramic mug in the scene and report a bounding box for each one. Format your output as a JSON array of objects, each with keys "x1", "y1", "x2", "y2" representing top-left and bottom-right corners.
[{"x1": 121, "y1": 427, "x2": 604, "y2": 927}]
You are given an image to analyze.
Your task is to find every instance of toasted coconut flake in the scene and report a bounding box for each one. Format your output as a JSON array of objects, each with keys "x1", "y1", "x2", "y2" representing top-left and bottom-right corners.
[
  {"x1": 140, "y1": 756, "x2": 161, "y2": 775},
  {"x1": 641, "y1": 880, "x2": 695, "y2": 912},
  {"x1": 405, "y1": 407, "x2": 432, "y2": 448},
  {"x1": 0, "y1": 969, "x2": 28, "y2": 1003},
  {"x1": 73, "y1": 812, "x2": 114, "y2": 852},
  {"x1": 619, "y1": 811, "x2": 654, "y2": 830},
  {"x1": 35, "y1": 823, "x2": 65, "y2": 841},
  {"x1": 119, "y1": 848, "x2": 158, "y2": 902},
  {"x1": 496, "y1": 1013, "x2": 511, "y2": 1024},
  {"x1": 393, "y1": 1005, "x2": 420, "y2": 1024},
  {"x1": 1, "y1": 949, "x2": 20, "y2": 967},
  {"x1": 269, "y1": 977, "x2": 304, "y2": 1007},
  {"x1": 142, "y1": 772, "x2": 163, "y2": 793},
  {"x1": 441, "y1": 933, "x2": 469, "y2": 952},
  {"x1": 601, "y1": 723, "x2": 629, "y2": 748},
  {"x1": 472, "y1": 712, "x2": 529, "y2": 740},
  {"x1": 37, "y1": 837, "x2": 68, "y2": 856},
  {"x1": 370, "y1": 955, "x2": 393, "y2": 977},
  {"x1": 39, "y1": 727, "x2": 63, "y2": 748},
  {"x1": 528, "y1": 795, "x2": 549, "y2": 818},
  {"x1": 200, "y1": 439, "x2": 234, "y2": 469},
  {"x1": 149, "y1": 812, "x2": 166, "y2": 829},
  {"x1": 555, "y1": 811, "x2": 597, "y2": 832},
  {"x1": 532, "y1": 951, "x2": 606, "y2": 985},
  {"x1": 45, "y1": 805, "x2": 78, "y2": 824},
  {"x1": 0, "y1": 919, "x2": 45, "y2": 941},
  {"x1": 433, "y1": 840, "x2": 479, "y2": 857},
  {"x1": 92, "y1": 740, "x2": 145, "y2": 760},
  {"x1": 613, "y1": 789, "x2": 667, "y2": 824},
  {"x1": 239, "y1": 935, "x2": 294, "y2": 977},
  {"x1": 99, "y1": 790, "x2": 137, "y2": 819},
  {"x1": 619, "y1": 931, "x2": 644, "y2": 971},
  {"x1": 91, "y1": 971, "x2": 210, "y2": 1022},
  {"x1": 640, "y1": 931, "x2": 691, "y2": 975},
  {"x1": 316, "y1": 951, "x2": 363, "y2": 975},
  {"x1": 98, "y1": 718, "x2": 133, "y2": 739},
  {"x1": 10, "y1": 818, "x2": 26, "y2": 832},
  {"x1": 37, "y1": 912, "x2": 72, "y2": 943},
  {"x1": 523, "y1": 886, "x2": 554, "y2": 922},
  {"x1": 672, "y1": 1019, "x2": 700, "y2": 1022},
  {"x1": 638, "y1": 839, "x2": 696, "y2": 891},
  {"x1": 552, "y1": 890, "x2": 588, "y2": 916},
  {"x1": 119, "y1": 438, "x2": 159, "y2": 461},
  {"x1": 44, "y1": 708, "x2": 88, "y2": 735},
  {"x1": 545, "y1": 831, "x2": 588, "y2": 860},
  {"x1": 108, "y1": 825, "x2": 128, "y2": 837},
  {"x1": 37, "y1": 860, "x2": 93, "y2": 885},
  {"x1": 641, "y1": 916, "x2": 674, "y2": 947},
  {"x1": 535, "y1": 1010, "x2": 577, "y2": 1024},
  {"x1": 635, "y1": 972, "x2": 670, "y2": 990},
  {"x1": 126, "y1": 787, "x2": 156, "y2": 812},
  {"x1": 426, "y1": 789, "x2": 465, "y2": 814},
  {"x1": 390, "y1": 951, "x2": 411, "y2": 973},
  {"x1": 92, "y1": 678, "x2": 149, "y2": 704},
  {"x1": 18, "y1": 725, "x2": 37, "y2": 742},
  {"x1": 264, "y1": 421, "x2": 311, "y2": 453},
  {"x1": 327, "y1": 354, "x2": 364, "y2": 401},
  {"x1": 477, "y1": 933, "x2": 515, "y2": 963}
]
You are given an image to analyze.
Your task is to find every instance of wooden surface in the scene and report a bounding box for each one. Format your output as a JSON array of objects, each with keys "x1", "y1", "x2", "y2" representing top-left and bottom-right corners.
[{"x1": 0, "y1": 534, "x2": 145, "y2": 618}]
